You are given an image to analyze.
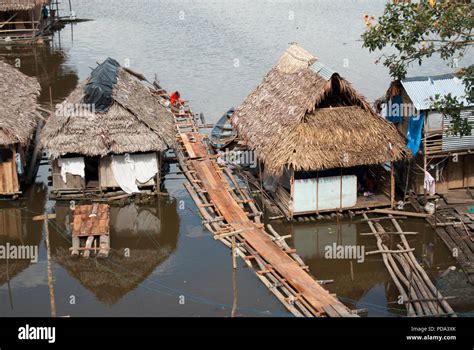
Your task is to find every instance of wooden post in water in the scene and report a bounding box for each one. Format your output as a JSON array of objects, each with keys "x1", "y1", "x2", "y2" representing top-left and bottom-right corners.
[
  {"x1": 339, "y1": 168, "x2": 343, "y2": 211},
  {"x1": 30, "y1": 9, "x2": 35, "y2": 39},
  {"x1": 33, "y1": 213, "x2": 57, "y2": 318},
  {"x1": 231, "y1": 235, "x2": 237, "y2": 270},
  {"x1": 231, "y1": 266, "x2": 238, "y2": 317},
  {"x1": 391, "y1": 162, "x2": 395, "y2": 209}
]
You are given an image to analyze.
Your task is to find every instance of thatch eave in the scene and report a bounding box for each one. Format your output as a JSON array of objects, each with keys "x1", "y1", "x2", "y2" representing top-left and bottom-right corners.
[
  {"x1": 0, "y1": 60, "x2": 41, "y2": 146},
  {"x1": 258, "y1": 106, "x2": 407, "y2": 176}
]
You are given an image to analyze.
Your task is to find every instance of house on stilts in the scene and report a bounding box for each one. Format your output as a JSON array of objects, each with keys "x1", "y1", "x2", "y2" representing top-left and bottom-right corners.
[
  {"x1": 0, "y1": 60, "x2": 42, "y2": 197},
  {"x1": 0, "y1": 0, "x2": 53, "y2": 43},
  {"x1": 231, "y1": 44, "x2": 406, "y2": 219},
  {"x1": 40, "y1": 58, "x2": 176, "y2": 200},
  {"x1": 378, "y1": 74, "x2": 474, "y2": 196}
]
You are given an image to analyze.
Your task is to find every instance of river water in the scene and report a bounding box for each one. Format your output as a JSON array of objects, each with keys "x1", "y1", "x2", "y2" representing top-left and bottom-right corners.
[{"x1": 1, "y1": 0, "x2": 473, "y2": 317}]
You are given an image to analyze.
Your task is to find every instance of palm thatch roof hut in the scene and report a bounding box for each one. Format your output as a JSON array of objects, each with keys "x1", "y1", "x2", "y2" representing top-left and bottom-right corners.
[
  {"x1": 0, "y1": 60, "x2": 41, "y2": 196},
  {"x1": 0, "y1": 1, "x2": 52, "y2": 42},
  {"x1": 232, "y1": 44, "x2": 406, "y2": 218},
  {"x1": 41, "y1": 58, "x2": 176, "y2": 199}
]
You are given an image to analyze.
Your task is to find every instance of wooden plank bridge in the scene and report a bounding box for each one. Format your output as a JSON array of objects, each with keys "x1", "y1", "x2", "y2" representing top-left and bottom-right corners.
[{"x1": 157, "y1": 92, "x2": 357, "y2": 317}]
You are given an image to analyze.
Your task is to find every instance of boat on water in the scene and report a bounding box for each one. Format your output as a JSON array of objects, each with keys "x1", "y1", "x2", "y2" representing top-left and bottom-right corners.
[{"x1": 210, "y1": 108, "x2": 237, "y2": 150}]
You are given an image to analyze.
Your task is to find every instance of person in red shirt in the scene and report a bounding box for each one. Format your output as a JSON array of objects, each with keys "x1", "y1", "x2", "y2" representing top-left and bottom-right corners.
[{"x1": 169, "y1": 91, "x2": 181, "y2": 106}]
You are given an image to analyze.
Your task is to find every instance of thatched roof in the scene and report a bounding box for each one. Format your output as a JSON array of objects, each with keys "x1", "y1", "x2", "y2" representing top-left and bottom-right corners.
[
  {"x1": 232, "y1": 44, "x2": 406, "y2": 175},
  {"x1": 0, "y1": 60, "x2": 40, "y2": 146},
  {"x1": 41, "y1": 59, "x2": 176, "y2": 159},
  {"x1": 52, "y1": 246, "x2": 174, "y2": 305},
  {"x1": 0, "y1": 0, "x2": 50, "y2": 11}
]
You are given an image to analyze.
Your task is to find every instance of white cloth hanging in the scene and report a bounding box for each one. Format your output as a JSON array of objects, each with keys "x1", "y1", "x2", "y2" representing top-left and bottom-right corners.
[
  {"x1": 424, "y1": 171, "x2": 436, "y2": 196},
  {"x1": 133, "y1": 153, "x2": 158, "y2": 184},
  {"x1": 111, "y1": 155, "x2": 140, "y2": 194},
  {"x1": 58, "y1": 157, "x2": 85, "y2": 183},
  {"x1": 111, "y1": 153, "x2": 158, "y2": 194}
]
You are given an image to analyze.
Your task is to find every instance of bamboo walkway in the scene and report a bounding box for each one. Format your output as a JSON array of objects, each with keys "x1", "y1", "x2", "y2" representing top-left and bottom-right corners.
[
  {"x1": 409, "y1": 194, "x2": 474, "y2": 284},
  {"x1": 161, "y1": 95, "x2": 357, "y2": 317},
  {"x1": 362, "y1": 212, "x2": 455, "y2": 317}
]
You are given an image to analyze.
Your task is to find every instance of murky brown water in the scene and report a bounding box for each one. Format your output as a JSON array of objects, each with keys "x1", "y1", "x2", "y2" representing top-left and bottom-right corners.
[{"x1": 1, "y1": 0, "x2": 473, "y2": 317}]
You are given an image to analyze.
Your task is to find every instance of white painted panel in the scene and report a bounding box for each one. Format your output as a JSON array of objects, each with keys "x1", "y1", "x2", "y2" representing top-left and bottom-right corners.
[
  {"x1": 293, "y1": 175, "x2": 357, "y2": 213},
  {"x1": 292, "y1": 178, "x2": 317, "y2": 212}
]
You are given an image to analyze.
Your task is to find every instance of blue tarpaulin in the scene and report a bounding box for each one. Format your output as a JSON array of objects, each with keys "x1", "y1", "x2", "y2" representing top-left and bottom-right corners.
[
  {"x1": 407, "y1": 111, "x2": 424, "y2": 155},
  {"x1": 386, "y1": 95, "x2": 403, "y2": 123}
]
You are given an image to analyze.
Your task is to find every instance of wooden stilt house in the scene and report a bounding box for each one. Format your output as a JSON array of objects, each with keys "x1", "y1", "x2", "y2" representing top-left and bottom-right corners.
[
  {"x1": 0, "y1": 60, "x2": 41, "y2": 197},
  {"x1": 231, "y1": 44, "x2": 406, "y2": 219},
  {"x1": 40, "y1": 58, "x2": 176, "y2": 200},
  {"x1": 379, "y1": 74, "x2": 474, "y2": 196},
  {"x1": 0, "y1": 0, "x2": 52, "y2": 42}
]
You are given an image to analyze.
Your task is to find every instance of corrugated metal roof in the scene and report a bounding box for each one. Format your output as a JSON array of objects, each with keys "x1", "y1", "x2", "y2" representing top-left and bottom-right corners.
[
  {"x1": 310, "y1": 61, "x2": 336, "y2": 81},
  {"x1": 401, "y1": 74, "x2": 471, "y2": 111}
]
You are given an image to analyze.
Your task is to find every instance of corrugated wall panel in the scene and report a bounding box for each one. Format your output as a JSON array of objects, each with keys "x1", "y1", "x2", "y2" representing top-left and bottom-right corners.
[{"x1": 442, "y1": 108, "x2": 474, "y2": 152}]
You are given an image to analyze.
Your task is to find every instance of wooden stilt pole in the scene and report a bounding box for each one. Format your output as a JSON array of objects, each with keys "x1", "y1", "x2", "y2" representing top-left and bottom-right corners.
[
  {"x1": 231, "y1": 235, "x2": 237, "y2": 270},
  {"x1": 6, "y1": 255, "x2": 14, "y2": 309},
  {"x1": 231, "y1": 266, "x2": 238, "y2": 317},
  {"x1": 33, "y1": 213, "x2": 57, "y2": 318},
  {"x1": 391, "y1": 162, "x2": 395, "y2": 209},
  {"x1": 339, "y1": 168, "x2": 343, "y2": 210}
]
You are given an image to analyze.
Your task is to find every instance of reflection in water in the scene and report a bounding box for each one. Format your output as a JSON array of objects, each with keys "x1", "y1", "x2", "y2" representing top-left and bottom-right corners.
[
  {"x1": 0, "y1": 184, "x2": 48, "y2": 289},
  {"x1": 291, "y1": 220, "x2": 393, "y2": 315},
  {"x1": 0, "y1": 41, "x2": 79, "y2": 106},
  {"x1": 51, "y1": 198, "x2": 179, "y2": 305}
]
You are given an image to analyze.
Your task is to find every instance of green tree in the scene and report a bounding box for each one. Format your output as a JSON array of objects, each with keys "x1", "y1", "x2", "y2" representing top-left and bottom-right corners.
[{"x1": 362, "y1": 0, "x2": 473, "y2": 136}]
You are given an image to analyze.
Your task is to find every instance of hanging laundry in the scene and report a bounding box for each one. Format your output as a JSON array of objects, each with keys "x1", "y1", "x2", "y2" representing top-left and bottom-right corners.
[
  {"x1": 111, "y1": 153, "x2": 158, "y2": 194},
  {"x1": 132, "y1": 153, "x2": 158, "y2": 184},
  {"x1": 424, "y1": 170, "x2": 436, "y2": 195},
  {"x1": 58, "y1": 157, "x2": 85, "y2": 183},
  {"x1": 111, "y1": 155, "x2": 140, "y2": 194},
  {"x1": 407, "y1": 111, "x2": 424, "y2": 155}
]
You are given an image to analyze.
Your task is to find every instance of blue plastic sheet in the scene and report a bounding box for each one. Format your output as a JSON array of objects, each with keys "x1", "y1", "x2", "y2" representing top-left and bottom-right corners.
[{"x1": 406, "y1": 111, "x2": 424, "y2": 155}]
